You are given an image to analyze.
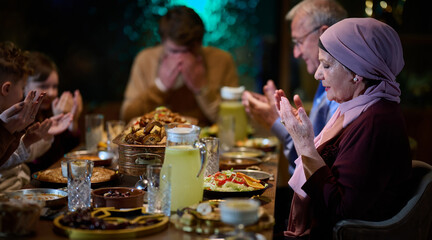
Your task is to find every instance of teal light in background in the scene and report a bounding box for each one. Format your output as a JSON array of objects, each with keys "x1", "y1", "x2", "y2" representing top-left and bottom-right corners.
[
  {"x1": 167, "y1": 0, "x2": 232, "y2": 48},
  {"x1": 169, "y1": 0, "x2": 206, "y2": 15}
]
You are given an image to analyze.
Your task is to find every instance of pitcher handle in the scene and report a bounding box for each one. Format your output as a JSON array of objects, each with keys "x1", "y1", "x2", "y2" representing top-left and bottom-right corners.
[{"x1": 194, "y1": 141, "x2": 207, "y2": 178}]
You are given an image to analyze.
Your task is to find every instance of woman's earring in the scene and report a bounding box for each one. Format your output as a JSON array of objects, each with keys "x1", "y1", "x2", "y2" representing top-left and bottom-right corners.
[{"x1": 353, "y1": 77, "x2": 358, "y2": 82}]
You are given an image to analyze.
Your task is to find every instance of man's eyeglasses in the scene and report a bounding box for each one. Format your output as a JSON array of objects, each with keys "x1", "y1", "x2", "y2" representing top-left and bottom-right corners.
[{"x1": 292, "y1": 26, "x2": 321, "y2": 47}]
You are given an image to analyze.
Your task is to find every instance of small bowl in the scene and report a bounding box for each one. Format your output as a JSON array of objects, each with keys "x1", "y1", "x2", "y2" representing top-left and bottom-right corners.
[
  {"x1": 64, "y1": 150, "x2": 114, "y2": 166},
  {"x1": 91, "y1": 187, "x2": 144, "y2": 209}
]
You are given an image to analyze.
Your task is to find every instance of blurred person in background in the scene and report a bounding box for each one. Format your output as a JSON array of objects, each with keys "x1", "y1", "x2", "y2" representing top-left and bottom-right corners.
[
  {"x1": 24, "y1": 51, "x2": 82, "y2": 173},
  {"x1": 121, "y1": 5, "x2": 238, "y2": 126}
]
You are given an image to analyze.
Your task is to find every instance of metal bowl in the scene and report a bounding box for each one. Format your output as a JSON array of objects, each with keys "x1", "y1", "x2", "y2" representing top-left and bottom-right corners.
[
  {"x1": 238, "y1": 137, "x2": 278, "y2": 152},
  {"x1": 234, "y1": 169, "x2": 273, "y2": 182},
  {"x1": 219, "y1": 157, "x2": 261, "y2": 170},
  {"x1": 5, "y1": 188, "x2": 67, "y2": 208},
  {"x1": 221, "y1": 147, "x2": 265, "y2": 159},
  {"x1": 64, "y1": 150, "x2": 114, "y2": 166},
  {"x1": 113, "y1": 134, "x2": 165, "y2": 176}
]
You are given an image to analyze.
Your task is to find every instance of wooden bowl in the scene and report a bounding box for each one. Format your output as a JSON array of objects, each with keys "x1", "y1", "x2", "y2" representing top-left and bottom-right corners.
[{"x1": 91, "y1": 187, "x2": 145, "y2": 209}]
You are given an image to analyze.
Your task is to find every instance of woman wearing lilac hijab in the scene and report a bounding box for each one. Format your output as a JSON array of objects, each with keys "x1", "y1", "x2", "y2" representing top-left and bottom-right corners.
[{"x1": 275, "y1": 18, "x2": 412, "y2": 240}]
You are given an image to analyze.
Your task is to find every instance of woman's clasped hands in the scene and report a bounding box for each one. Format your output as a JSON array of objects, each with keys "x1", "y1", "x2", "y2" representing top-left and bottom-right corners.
[{"x1": 274, "y1": 90, "x2": 316, "y2": 158}]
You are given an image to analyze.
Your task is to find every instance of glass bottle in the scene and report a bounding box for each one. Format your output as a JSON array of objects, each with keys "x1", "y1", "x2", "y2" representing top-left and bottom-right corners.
[{"x1": 219, "y1": 86, "x2": 248, "y2": 142}]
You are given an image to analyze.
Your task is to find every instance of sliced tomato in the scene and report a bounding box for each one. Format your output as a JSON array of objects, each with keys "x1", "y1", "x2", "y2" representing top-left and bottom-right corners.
[{"x1": 214, "y1": 172, "x2": 227, "y2": 186}]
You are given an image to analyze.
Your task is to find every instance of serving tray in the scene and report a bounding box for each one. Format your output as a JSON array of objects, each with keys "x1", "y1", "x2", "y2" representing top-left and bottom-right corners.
[{"x1": 53, "y1": 207, "x2": 169, "y2": 239}]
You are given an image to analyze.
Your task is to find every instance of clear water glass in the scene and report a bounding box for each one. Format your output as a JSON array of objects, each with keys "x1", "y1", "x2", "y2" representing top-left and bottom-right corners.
[
  {"x1": 106, "y1": 120, "x2": 125, "y2": 152},
  {"x1": 147, "y1": 164, "x2": 171, "y2": 216},
  {"x1": 67, "y1": 159, "x2": 94, "y2": 212},
  {"x1": 106, "y1": 120, "x2": 125, "y2": 169},
  {"x1": 218, "y1": 115, "x2": 235, "y2": 152},
  {"x1": 85, "y1": 114, "x2": 104, "y2": 152},
  {"x1": 201, "y1": 137, "x2": 220, "y2": 177}
]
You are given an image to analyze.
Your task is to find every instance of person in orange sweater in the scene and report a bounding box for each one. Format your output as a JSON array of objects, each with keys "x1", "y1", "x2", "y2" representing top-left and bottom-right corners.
[{"x1": 121, "y1": 6, "x2": 238, "y2": 126}]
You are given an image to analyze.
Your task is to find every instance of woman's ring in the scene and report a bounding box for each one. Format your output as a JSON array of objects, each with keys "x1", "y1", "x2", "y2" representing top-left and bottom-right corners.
[{"x1": 280, "y1": 120, "x2": 285, "y2": 126}]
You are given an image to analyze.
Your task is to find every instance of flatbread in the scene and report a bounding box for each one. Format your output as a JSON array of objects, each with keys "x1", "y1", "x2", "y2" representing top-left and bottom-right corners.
[{"x1": 36, "y1": 167, "x2": 116, "y2": 184}]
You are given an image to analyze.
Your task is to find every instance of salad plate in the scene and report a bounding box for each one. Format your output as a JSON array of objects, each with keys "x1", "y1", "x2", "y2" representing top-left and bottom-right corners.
[
  {"x1": 203, "y1": 187, "x2": 267, "y2": 199},
  {"x1": 203, "y1": 170, "x2": 268, "y2": 199}
]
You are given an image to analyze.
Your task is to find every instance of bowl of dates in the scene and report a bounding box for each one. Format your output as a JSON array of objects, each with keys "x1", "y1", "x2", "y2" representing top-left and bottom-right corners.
[{"x1": 91, "y1": 187, "x2": 144, "y2": 209}]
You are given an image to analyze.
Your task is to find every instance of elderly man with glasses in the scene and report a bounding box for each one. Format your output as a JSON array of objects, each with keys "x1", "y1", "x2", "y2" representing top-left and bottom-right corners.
[{"x1": 242, "y1": 0, "x2": 347, "y2": 175}]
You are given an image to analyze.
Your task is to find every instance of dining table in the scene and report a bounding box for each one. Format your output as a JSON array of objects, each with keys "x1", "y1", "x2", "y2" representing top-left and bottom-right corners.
[{"x1": 10, "y1": 144, "x2": 280, "y2": 240}]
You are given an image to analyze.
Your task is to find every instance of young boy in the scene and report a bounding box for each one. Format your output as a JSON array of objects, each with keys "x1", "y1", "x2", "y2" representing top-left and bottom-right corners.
[
  {"x1": 0, "y1": 42, "x2": 71, "y2": 191},
  {"x1": 0, "y1": 41, "x2": 43, "y2": 165}
]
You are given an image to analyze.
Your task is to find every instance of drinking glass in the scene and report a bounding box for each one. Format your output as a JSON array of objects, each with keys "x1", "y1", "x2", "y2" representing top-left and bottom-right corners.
[
  {"x1": 219, "y1": 198, "x2": 260, "y2": 240},
  {"x1": 106, "y1": 120, "x2": 125, "y2": 151},
  {"x1": 67, "y1": 159, "x2": 94, "y2": 212},
  {"x1": 85, "y1": 114, "x2": 104, "y2": 152},
  {"x1": 106, "y1": 120, "x2": 125, "y2": 169},
  {"x1": 133, "y1": 153, "x2": 164, "y2": 193},
  {"x1": 201, "y1": 137, "x2": 220, "y2": 177},
  {"x1": 147, "y1": 164, "x2": 171, "y2": 216},
  {"x1": 218, "y1": 115, "x2": 235, "y2": 152}
]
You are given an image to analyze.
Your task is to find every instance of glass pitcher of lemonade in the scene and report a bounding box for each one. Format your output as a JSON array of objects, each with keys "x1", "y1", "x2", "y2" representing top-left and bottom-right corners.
[{"x1": 162, "y1": 123, "x2": 206, "y2": 211}]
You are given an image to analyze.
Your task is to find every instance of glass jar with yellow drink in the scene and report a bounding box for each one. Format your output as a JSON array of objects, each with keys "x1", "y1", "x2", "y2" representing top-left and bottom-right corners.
[
  {"x1": 219, "y1": 86, "x2": 248, "y2": 142},
  {"x1": 162, "y1": 123, "x2": 206, "y2": 212}
]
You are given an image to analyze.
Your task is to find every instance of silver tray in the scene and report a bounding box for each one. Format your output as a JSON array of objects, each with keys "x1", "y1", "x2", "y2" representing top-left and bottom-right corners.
[
  {"x1": 234, "y1": 169, "x2": 273, "y2": 182},
  {"x1": 64, "y1": 150, "x2": 114, "y2": 166},
  {"x1": 5, "y1": 188, "x2": 67, "y2": 207},
  {"x1": 221, "y1": 147, "x2": 265, "y2": 159}
]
